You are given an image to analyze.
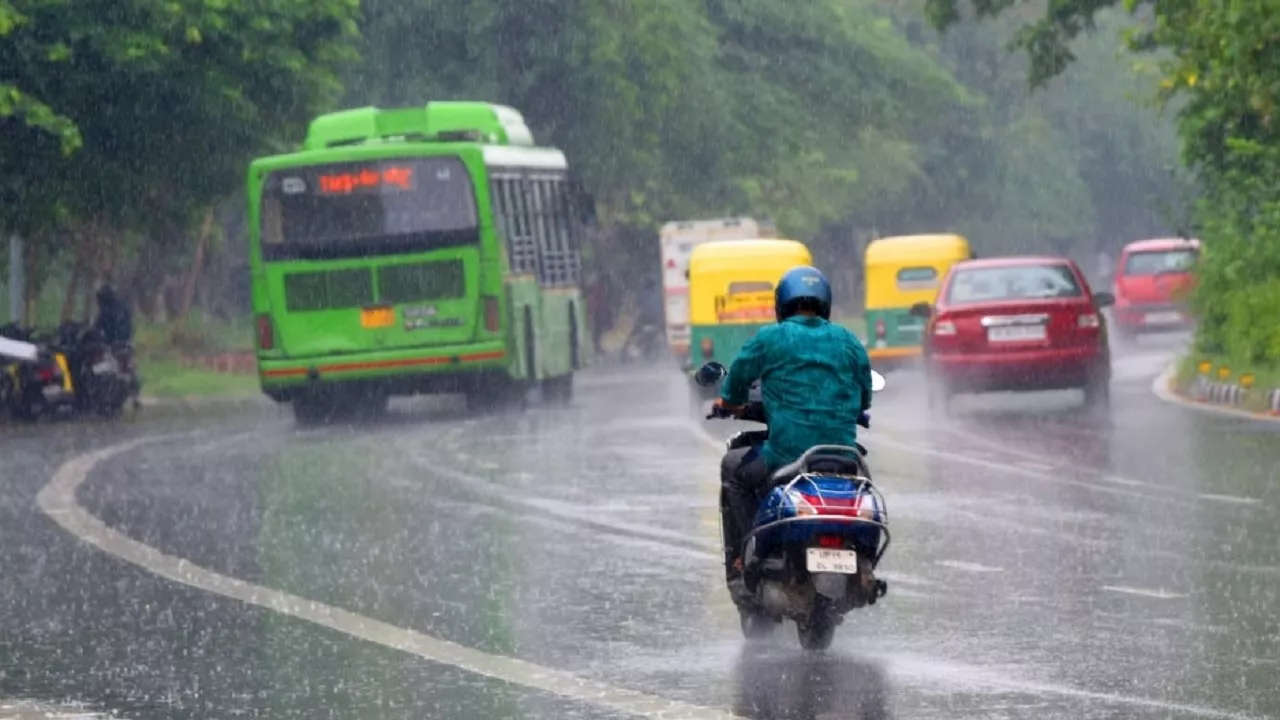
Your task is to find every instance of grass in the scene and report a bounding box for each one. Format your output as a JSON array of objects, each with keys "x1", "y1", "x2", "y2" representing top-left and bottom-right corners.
[
  {"x1": 1177, "y1": 352, "x2": 1280, "y2": 411},
  {"x1": 140, "y1": 359, "x2": 262, "y2": 400},
  {"x1": 133, "y1": 314, "x2": 259, "y2": 400}
]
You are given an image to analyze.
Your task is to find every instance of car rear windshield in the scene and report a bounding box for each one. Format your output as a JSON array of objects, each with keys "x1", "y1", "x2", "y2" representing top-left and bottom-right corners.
[
  {"x1": 945, "y1": 264, "x2": 1083, "y2": 304},
  {"x1": 260, "y1": 157, "x2": 477, "y2": 261},
  {"x1": 1123, "y1": 248, "x2": 1198, "y2": 276}
]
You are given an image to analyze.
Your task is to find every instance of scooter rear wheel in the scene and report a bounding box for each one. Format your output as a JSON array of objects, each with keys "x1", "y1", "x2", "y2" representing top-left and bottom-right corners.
[
  {"x1": 739, "y1": 607, "x2": 777, "y2": 640},
  {"x1": 796, "y1": 596, "x2": 837, "y2": 651}
]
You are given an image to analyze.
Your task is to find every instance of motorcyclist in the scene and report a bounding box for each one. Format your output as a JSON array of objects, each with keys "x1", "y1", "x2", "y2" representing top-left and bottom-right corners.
[
  {"x1": 713, "y1": 265, "x2": 874, "y2": 606},
  {"x1": 92, "y1": 284, "x2": 133, "y2": 345}
]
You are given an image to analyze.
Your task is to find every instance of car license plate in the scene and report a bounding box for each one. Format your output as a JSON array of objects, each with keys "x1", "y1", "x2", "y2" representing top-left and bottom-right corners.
[
  {"x1": 360, "y1": 307, "x2": 396, "y2": 329},
  {"x1": 806, "y1": 548, "x2": 859, "y2": 574},
  {"x1": 1144, "y1": 311, "x2": 1182, "y2": 325},
  {"x1": 987, "y1": 325, "x2": 1046, "y2": 342}
]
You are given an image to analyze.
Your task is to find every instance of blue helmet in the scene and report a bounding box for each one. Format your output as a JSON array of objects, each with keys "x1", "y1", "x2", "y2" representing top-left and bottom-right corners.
[{"x1": 774, "y1": 265, "x2": 832, "y2": 321}]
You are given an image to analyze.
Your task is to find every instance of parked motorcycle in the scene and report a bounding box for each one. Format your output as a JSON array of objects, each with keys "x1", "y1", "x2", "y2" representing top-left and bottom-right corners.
[
  {"x1": 52, "y1": 321, "x2": 142, "y2": 419},
  {"x1": 1, "y1": 323, "x2": 77, "y2": 422},
  {"x1": 696, "y1": 361, "x2": 889, "y2": 651}
]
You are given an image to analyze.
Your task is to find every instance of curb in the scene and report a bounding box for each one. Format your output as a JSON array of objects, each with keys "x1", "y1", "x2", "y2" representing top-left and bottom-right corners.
[
  {"x1": 139, "y1": 394, "x2": 276, "y2": 411},
  {"x1": 1151, "y1": 362, "x2": 1280, "y2": 423}
]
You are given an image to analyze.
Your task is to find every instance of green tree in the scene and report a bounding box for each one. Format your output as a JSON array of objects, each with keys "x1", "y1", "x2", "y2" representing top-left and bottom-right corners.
[{"x1": 1, "y1": 0, "x2": 361, "y2": 319}]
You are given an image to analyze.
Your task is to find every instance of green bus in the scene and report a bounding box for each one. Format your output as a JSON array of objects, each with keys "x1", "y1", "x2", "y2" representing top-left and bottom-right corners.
[{"x1": 247, "y1": 102, "x2": 592, "y2": 422}]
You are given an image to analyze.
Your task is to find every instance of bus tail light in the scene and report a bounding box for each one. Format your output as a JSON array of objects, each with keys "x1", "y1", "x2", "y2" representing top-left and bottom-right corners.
[
  {"x1": 256, "y1": 314, "x2": 275, "y2": 350},
  {"x1": 483, "y1": 296, "x2": 500, "y2": 332}
]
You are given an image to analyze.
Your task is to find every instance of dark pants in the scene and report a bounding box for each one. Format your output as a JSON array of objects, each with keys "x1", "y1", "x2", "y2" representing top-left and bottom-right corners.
[{"x1": 720, "y1": 446, "x2": 771, "y2": 579}]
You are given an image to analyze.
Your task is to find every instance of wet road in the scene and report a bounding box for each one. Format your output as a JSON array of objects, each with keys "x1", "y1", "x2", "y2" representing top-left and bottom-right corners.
[{"x1": 3, "y1": 333, "x2": 1280, "y2": 719}]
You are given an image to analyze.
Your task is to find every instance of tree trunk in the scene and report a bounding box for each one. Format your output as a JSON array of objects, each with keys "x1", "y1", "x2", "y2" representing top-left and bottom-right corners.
[
  {"x1": 173, "y1": 208, "x2": 213, "y2": 329},
  {"x1": 23, "y1": 241, "x2": 38, "y2": 326},
  {"x1": 81, "y1": 222, "x2": 102, "y2": 322},
  {"x1": 60, "y1": 230, "x2": 86, "y2": 324}
]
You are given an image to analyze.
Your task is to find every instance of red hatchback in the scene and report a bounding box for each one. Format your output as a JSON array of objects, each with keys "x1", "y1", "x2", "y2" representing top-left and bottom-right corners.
[
  {"x1": 1111, "y1": 237, "x2": 1199, "y2": 339},
  {"x1": 911, "y1": 256, "x2": 1114, "y2": 410}
]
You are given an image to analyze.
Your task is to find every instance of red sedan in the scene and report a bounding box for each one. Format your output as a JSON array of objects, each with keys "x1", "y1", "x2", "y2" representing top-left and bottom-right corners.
[{"x1": 911, "y1": 256, "x2": 1114, "y2": 411}]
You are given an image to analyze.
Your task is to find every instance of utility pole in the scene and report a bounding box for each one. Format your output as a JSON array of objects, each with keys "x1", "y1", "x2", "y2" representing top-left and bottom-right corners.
[{"x1": 7, "y1": 234, "x2": 22, "y2": 324}]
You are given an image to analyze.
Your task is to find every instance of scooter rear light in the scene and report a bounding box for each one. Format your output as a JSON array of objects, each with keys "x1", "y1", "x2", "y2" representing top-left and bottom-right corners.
[{"x1": 817, "y1": 535, "x2": 843, "y2": 548}]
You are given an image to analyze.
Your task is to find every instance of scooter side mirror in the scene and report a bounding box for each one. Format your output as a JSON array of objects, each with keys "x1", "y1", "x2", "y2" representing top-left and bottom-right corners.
[
  {"x1": 695, "y1": 361, "x2": 728, "y2": 387},
  {"x1": 870, "y1": 370, "x2": 886, "y2": 393}
]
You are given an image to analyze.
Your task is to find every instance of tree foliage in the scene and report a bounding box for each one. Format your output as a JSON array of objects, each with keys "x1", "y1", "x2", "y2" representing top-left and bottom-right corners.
[
  {"x1": 926, "y1": 0, "x2": 1280, "y2": 365},
  {"x1": 1, "y1": 0, "x2": 359, "y2": 316},
  {"x1": 2, "y1": 0, "x2": 1186, "y2": 328}
]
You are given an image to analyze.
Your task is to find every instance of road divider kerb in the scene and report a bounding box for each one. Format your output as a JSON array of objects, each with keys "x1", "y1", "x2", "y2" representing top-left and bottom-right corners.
[
  {"x1": 1152, "y1": 362, "x2": 1280, "y2": 423},
  {"x1": 37, "y1": 433, "x2": 745, "y2": 720}
]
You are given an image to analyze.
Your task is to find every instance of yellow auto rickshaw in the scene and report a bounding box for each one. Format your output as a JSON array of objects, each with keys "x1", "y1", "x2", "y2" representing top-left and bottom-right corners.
[
  {"x1": 686, "y1": 238, "x2": 813, "y2": 386},
  {"x1": 864, "y1": 233, "x2": 972, "y2": 369}
]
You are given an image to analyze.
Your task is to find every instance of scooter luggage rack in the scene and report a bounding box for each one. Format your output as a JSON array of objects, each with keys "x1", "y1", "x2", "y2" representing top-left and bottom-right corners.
[{"x1": 747, "y1": 445, "x2": 891, "y2": 566}]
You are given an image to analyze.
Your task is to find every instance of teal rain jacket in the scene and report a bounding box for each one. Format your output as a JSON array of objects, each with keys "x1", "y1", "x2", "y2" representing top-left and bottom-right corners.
[{"x1": 719, "y1": 315, "x2": 873, "y2": 471}]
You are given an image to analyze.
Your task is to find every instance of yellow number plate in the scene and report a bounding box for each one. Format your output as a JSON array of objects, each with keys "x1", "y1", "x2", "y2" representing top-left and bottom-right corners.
[{"x1": 360, "y1": 307, "x2": 396, "y2": 329}]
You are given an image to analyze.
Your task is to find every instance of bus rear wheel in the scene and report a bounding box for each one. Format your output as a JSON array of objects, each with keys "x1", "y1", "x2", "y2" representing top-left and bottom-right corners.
[
  {"x1": 541, "y1": 374, "x2": 573, "y2": 404},
  {"x1": 292, "y1": 394, "x2": 335, "y2": 426}
]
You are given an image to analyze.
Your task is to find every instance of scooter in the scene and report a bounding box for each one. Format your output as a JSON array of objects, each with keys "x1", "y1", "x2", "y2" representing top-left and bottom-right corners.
[
  {"x1": 696, "y1": 361, "x2": 889, "y2": 651},
  {"x1": 54, "y1": 321, "x2": 141, "y2": 418}
]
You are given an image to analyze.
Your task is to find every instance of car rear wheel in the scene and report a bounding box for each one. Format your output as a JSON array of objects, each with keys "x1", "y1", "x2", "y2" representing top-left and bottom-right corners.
[
  {"x1": 927, "y1": 374, "x2": 952, "y2": 415},
  {"x1": 1083, "y1": 373, "x2": 1111, "y2": 412}
]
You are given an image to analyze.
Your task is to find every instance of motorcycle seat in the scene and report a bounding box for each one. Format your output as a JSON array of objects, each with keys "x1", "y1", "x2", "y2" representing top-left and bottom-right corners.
[{"x1": 772, "y1": 452, "x2": 865, "y2": 483}]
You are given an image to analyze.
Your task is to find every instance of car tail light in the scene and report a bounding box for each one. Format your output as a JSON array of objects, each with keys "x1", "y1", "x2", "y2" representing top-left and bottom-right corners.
[
  {"x1": 483, "y1": 296, "x2": 500, "y2": 332},
  {"x1": 256, "y1": 314, "x2": 274, "y2": 350},
  {"x1": 874, "y1": 318, "x2": 886, "y2": 339},
  {"x1": 1078, "y1": 313, "x2": 1100, "y2": 329},
  {"x1": 933, "y1": 320, "x2": 957, "y2": 336},
  {"x1": 700, "y1": 336, "x2": 714, "y2": 359}
]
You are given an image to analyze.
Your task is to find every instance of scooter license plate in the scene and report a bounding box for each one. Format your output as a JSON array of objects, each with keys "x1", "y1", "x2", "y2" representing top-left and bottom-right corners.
[{"x1": 806, "y1": 548, "x2": 859, "y2": 574}]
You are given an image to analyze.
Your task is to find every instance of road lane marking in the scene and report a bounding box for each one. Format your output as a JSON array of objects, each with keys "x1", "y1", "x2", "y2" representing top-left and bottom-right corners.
[
  {"x1": 870, "y1": 651, "x2": 1262, "y2": 719},
  {"x1": 1101, "y1": 585, "x2": 1189, "y2": 600},
  {"x1": 934, "y1": 560, "x2": 1003, "y2": 573},
  {"x1": 38, "y1": 433, "x2": 744, "y2": 720},
  {"x1": 1198, "y1": 493, "x2": 1261, "y2": 505},
  {"x1": 1015, "y1": 460, "x2": 1057, "y2": 472}
]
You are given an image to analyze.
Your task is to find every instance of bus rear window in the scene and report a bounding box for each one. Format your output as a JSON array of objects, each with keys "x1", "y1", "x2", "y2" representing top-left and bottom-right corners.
[{"x1": 260, "y1": 157, "x2": 477, "y2": 260}]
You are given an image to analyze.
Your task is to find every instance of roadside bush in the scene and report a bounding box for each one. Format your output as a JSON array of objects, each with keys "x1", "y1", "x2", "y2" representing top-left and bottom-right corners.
[{"x1": 1190, "y1": 141, "x2": 1280, "y2": 362}]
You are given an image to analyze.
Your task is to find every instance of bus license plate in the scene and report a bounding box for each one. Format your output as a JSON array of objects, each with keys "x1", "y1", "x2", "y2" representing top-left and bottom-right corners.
[
  {"x1": 806, "y1": 548, "x2": 859, "y2": 574},
  {"x1": 360, "y1": 307, "x2": 396, "y2": 329}
]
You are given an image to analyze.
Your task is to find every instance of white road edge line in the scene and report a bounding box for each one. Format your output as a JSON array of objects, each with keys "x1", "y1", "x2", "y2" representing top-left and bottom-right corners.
[{"x1": 36, "y1": 433, "x2": 743, "y2": 720}]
